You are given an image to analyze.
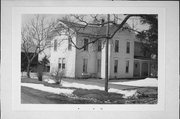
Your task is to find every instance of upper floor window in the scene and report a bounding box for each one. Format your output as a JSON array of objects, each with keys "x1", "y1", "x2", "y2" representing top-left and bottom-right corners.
[
  {"x1": 54, "y1": 39, "x2": 57, "y2": 51},
  {"x1": 68, "y1": 36, "x2": 72, "y2": 51},
  {"x1": 97, "y1": 40, "x2": 101, "y2": 52},
  {"x1": 114, "y1": 60, "x2": 118, "y2": 73},
  {"x1": 115, "y1": 40, "x2": 119, "y2": 52},
  {"x1": 126, "y1": 41, "x2": 130, "y2": 54},
  {"x1": 84, "y1": 38, "x2": 88, "y2": 51}
]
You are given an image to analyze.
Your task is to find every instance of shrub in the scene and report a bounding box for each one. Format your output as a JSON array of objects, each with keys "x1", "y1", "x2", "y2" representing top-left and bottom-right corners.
[{"x1": 51, "y1": 69, "x2": 64, "y2": 85}]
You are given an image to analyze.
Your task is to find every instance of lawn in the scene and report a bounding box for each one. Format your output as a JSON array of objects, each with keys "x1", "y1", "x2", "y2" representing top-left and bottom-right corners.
[
  {"x1": 21, "y1": 77, "x2": 157, "y2": 104},
  {"x1": 22, "y1": 86, "x2": 99, "y2": 104}
]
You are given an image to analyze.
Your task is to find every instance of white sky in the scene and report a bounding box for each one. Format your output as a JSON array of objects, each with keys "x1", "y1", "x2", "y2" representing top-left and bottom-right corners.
[{"x1": 22, "y1": 14, "x2": 149, "y2": 31}]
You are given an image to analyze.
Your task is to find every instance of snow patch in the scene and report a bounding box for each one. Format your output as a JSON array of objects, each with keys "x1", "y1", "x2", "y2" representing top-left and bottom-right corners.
[
  {"x1": 44, "y1": 79, "x2": 56, "y2": 84},
  {"x1": 62, "y1": 81, "x2": 103, "y2": 90},
  {"x1": 109, "y1": 88, "x2": 138, "y2": 98},
  {"x1": 21, "y1": 83, "x2": 74, "y2": 95},
  {"x1": 110, "y1": 78, "x2": 158, "y2": 87},
  {"x1": 61, "y1": 81, "x2": 137, "y2": 98}
]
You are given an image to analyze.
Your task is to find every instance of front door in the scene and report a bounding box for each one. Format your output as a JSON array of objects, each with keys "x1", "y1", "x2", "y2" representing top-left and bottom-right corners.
[
  {"x1": 133, "y1": 62, "x2": 140, "y2": 77},
  {"x1": 141, "y1": 62, "x2": 148, "y2": 77}
]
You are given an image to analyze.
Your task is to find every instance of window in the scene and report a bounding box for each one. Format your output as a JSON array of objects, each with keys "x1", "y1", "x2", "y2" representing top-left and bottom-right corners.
[
  {"x1": 115, "y1": 40, "x2": 119, "y2": 52},
  {"x1": 58, "y1": 58, "x2": 65, "y2": 70},
  {"x1": 62, "y1": 58, "x2": 65, "y2": 69},
  {"x1": 84, "y1": 38, "x2": 88, "y2": 51},
  {"x1": 83, "y1": 59, "x2": 88, "y2": 73},
  {"x1": 97, "y1": 59, "x2": 101, "y2": 73},
  {"x1": 54, "y1": 39, "x2": 57, "y2": 51},
  {"x1": 126, "y1": 60, "x2": 129, "y2": 73},
  {"x1": 135, "y1": 63, "x2": 138, "y2": 68},
  {"x1": 126, "y1": 42, "x2": 130, "y2": 54},
  {"x1": 58, "y1": 58, "x2": 61, "y2": 69},
  {"x1": 68, "y1": 36, "x2": 72, "y2": 50},
  {"x1": 97, "y1": 40, "x2": 101, "y2": 52},
  {"x1": 114, "y1": 60, "x2": 118, "y2": 73},
  {"x1": 58, "y1": 63, "x2": 61, "y2": 69}
]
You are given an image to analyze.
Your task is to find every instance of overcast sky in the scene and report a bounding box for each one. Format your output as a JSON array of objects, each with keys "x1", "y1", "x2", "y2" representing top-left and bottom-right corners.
[{"x1": 22, "y1": 14, "x2": 150, "y2": 31}]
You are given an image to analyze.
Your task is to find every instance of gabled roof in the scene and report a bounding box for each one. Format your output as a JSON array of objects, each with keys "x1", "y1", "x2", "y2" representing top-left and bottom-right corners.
[
  {"x1": 54, "y1": 20, "x2": 134, "y2": 37},
  {"x1": 56, "y1": 20, "x2": 103, "y2": 35}
]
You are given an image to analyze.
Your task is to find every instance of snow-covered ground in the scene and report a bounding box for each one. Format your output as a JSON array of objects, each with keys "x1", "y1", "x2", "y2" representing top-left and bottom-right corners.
[
  {"x1": 21, "y1": 72, "x2": 38, "y2": 79},
  {"x1": 21, "y1": 82, "x2": 137, "y2": 98},
  {"x1": 110, "y1": 78, "x2": 158, "y2": 87},
  {"x1": 21, "y1": 77, "x2": 157, "y2": 99},
  {"x1": 61, "y1": 81, "x2": 137, "y2": 98},
  {"x1": 44, "y1": 78, "x2": 56, "y2": 84},
  {"x1": 21, "y1": 83, "x2": 74, "y2": 96}
]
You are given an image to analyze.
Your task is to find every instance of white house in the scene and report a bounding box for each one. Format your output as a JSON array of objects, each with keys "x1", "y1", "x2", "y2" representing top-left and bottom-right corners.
[{"x1": 49, "y1": 20, "x2": 157, "y2": 79}]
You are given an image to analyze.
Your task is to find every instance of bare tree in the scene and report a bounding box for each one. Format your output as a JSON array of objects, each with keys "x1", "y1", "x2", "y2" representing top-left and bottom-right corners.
[{"x1": 21, "y1": 15, "x2": 55, "y2": 78}]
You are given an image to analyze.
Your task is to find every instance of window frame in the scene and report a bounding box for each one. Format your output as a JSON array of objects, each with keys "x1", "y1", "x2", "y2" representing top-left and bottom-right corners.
[
  {"x1": 68, "y1": 36, "x2": 72, "y2": 51},
  {"x1": 83, "y1": 58, "x2": 88, "y2": 73},
  {"x1": 97, "y1": 40, "x2": 101, "y2": 52},
  {"x1": 58, "y1": 58, "x2": 61, "y2": 69},
  {"x1": 125, "y1": 60, "x2": 129, "y2": 73},
  {"x1": 83, "y1": 38, "x2": 89, "y2": 51},
  {"x1": 126, "y1": 41, "x2": 130, "y2": 54},
  {"x1": 62, "y1": 58, "x2": 65, "y2": 69},
  {"x1": 114, "y1": 40, "x2": 119, "y2": 53},
  {"x1": 97, "y1": 59, "x2": 101, "y2": 73},
  {"x1": 54, "y1": 39, "x2": 57, "y2": 51},
  {"x1": 114, "y1": 59, "x2": 118, "y2": 73}
]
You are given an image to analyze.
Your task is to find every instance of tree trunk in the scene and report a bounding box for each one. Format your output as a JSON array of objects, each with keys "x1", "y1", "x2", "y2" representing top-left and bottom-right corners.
[
  {"x1": 27, "y1": 62, "x2": 31, "y2": 78},
  {"x1": 105, "y1": 14, "x2": 110, "y2": 92}
]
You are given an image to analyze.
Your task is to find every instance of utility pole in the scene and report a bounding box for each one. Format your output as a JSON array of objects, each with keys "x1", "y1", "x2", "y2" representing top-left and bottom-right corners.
[{"x1": 105, "y1": 14, "x2": 110, "y2": 92}]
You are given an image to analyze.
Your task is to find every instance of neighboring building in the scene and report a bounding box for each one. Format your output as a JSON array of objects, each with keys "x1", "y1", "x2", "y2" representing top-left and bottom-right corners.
[
  {"x1": 21, "y1": 44, "x2": 39, "y2": 72},
  {"x1": 21, "y1": 40, "x2": 51, "y2": 72},
  {"x1": 50, "y1": 20, "x2": 157, "y2": 79},
  {"x1": 21, "y1": 52, "x2": 38, "y2": 72}
]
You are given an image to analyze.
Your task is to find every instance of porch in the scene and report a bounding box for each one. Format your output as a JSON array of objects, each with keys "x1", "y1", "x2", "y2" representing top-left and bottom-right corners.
[{"x1": 133, "y1": 59, "x2": 157, "y2": 78}]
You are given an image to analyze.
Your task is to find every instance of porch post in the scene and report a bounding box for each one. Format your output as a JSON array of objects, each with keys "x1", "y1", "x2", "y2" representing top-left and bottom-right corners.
[
  {"x1": 148, "y1": 61, "x2": 151, "y2": 77},
  {"x1": 139, "y1": 61, "x2": 142, "y2": 77}
]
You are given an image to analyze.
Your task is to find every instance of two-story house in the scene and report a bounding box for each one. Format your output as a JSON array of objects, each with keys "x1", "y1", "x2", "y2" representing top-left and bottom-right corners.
[{"x1": 49, "y1": 20, "x2": 157, "y2": 79}]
